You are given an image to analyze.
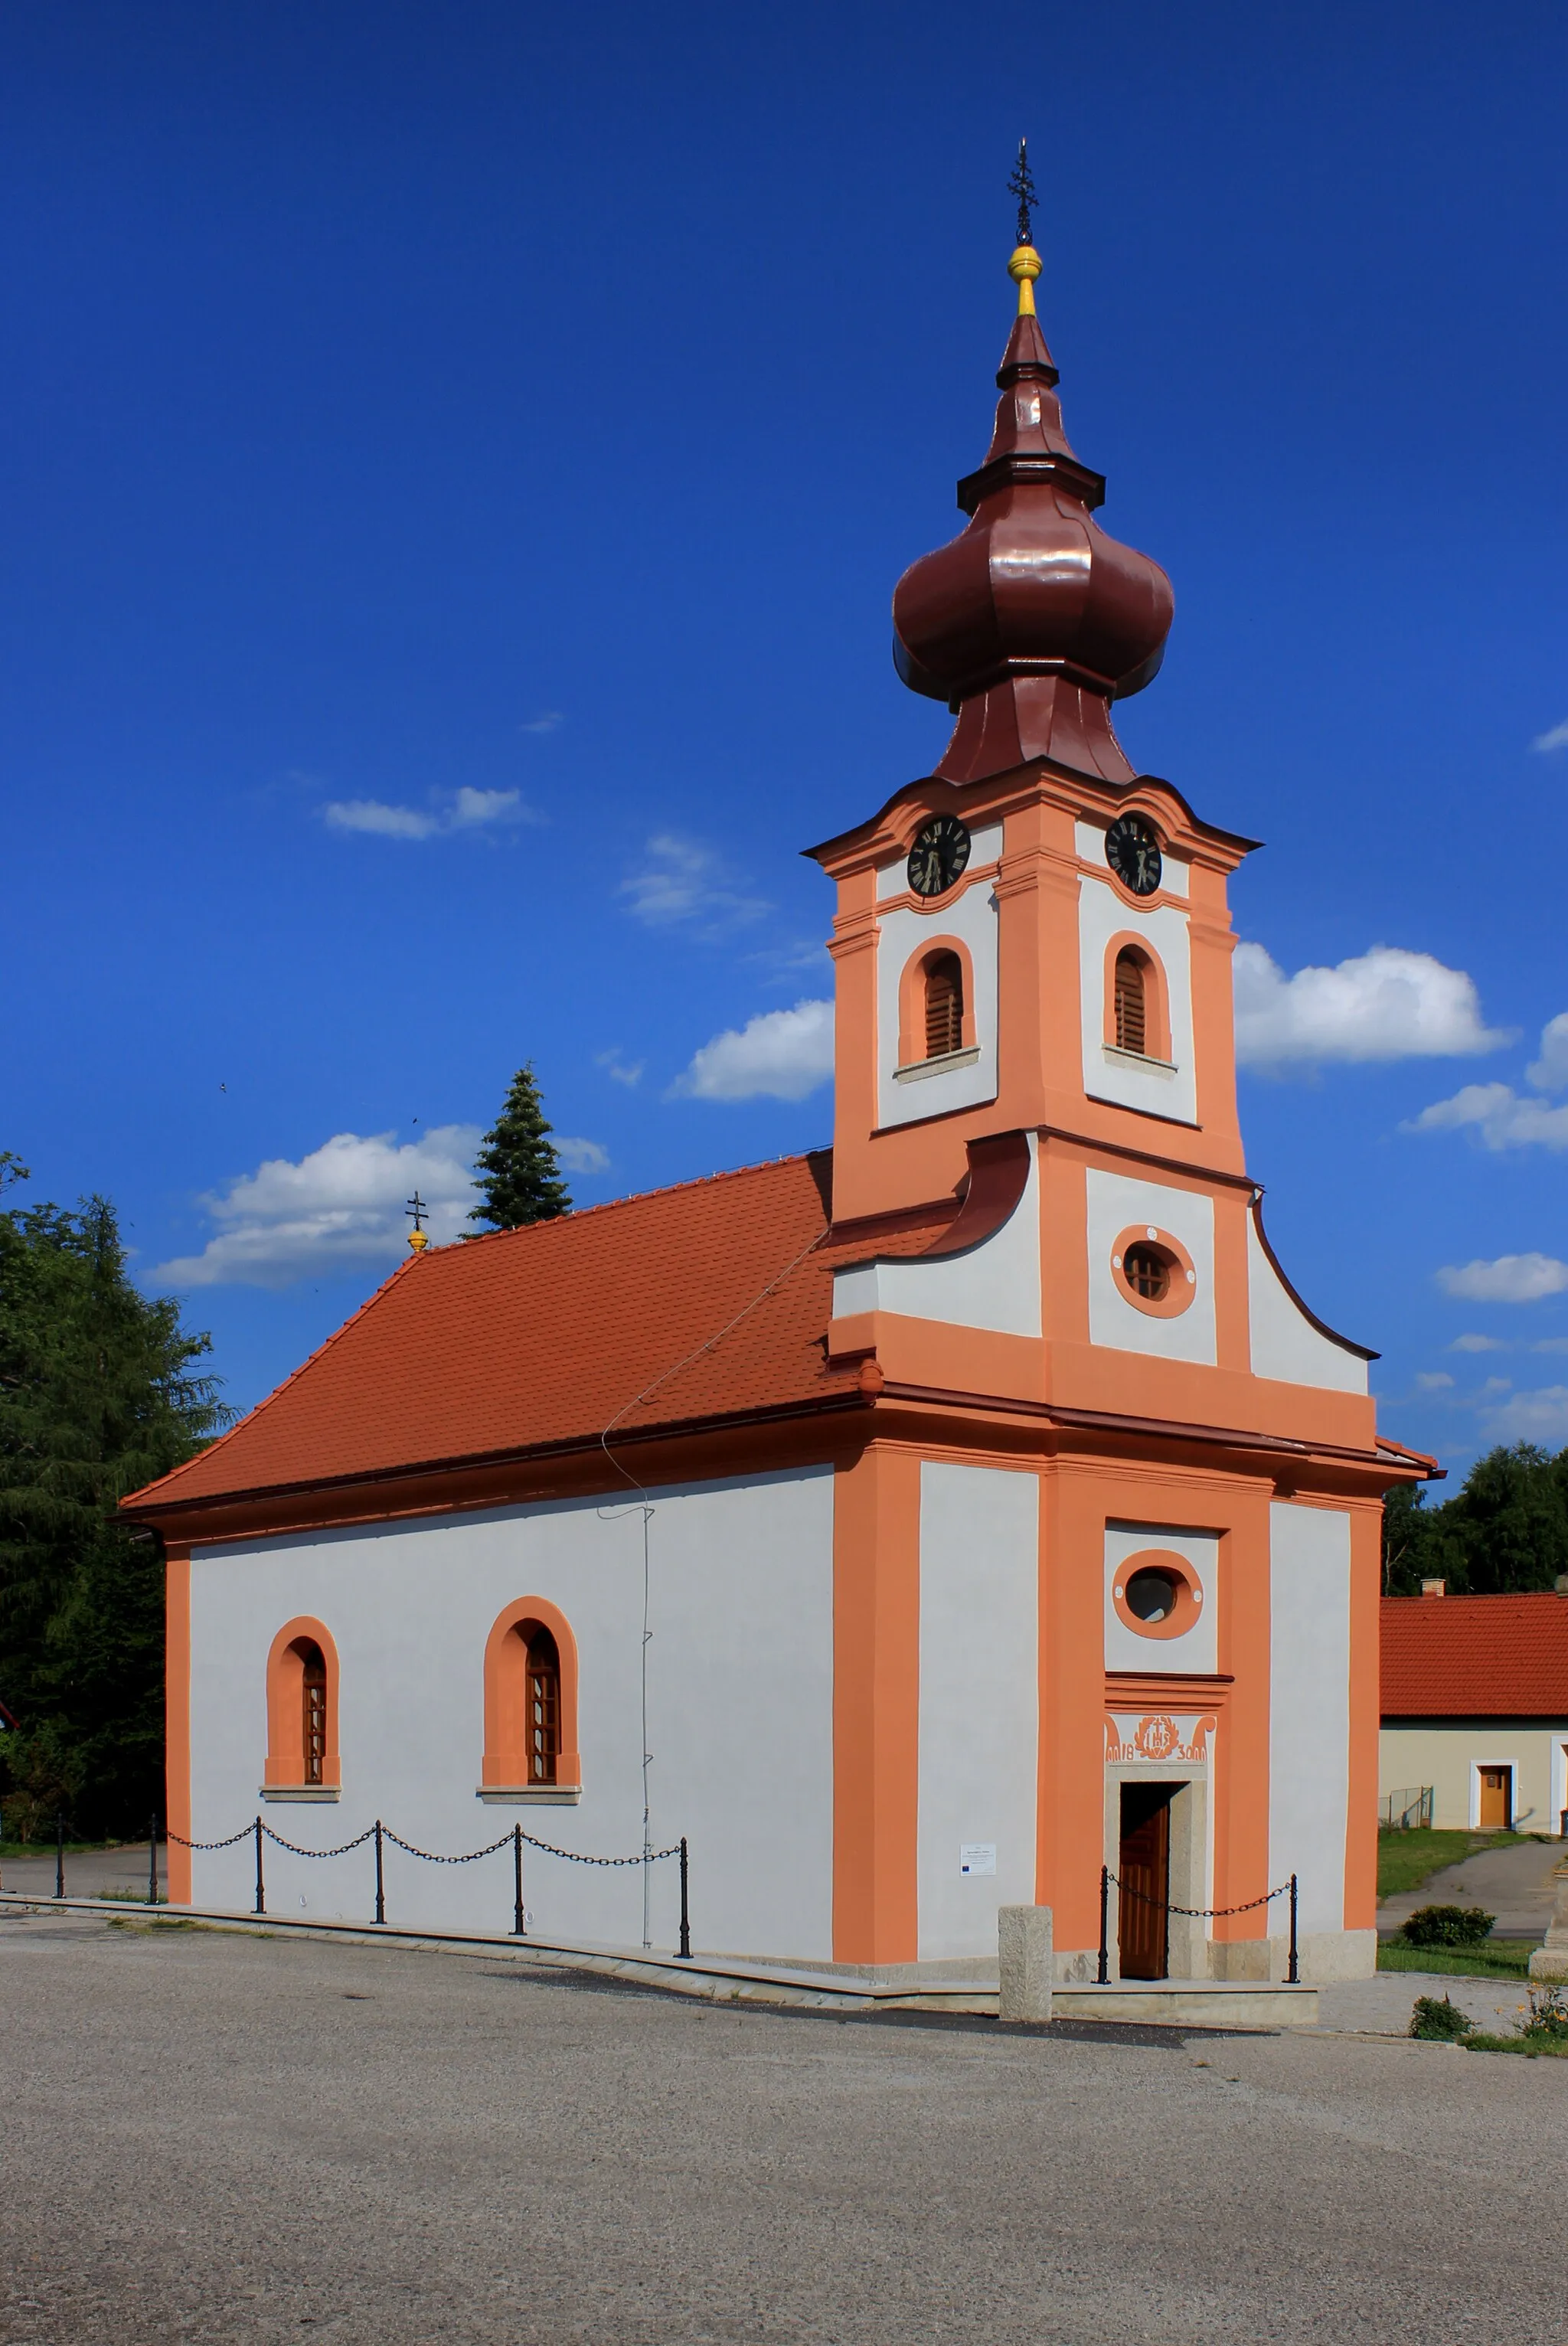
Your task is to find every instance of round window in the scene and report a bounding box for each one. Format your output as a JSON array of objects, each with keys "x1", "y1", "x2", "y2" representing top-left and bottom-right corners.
[
  {"x1": 1122, "y1": 1243, "x2": 1171, "y2": 1302},
  {"x1": 1123, "y1": 1566, "x2": 1179, "y2": 1623}
]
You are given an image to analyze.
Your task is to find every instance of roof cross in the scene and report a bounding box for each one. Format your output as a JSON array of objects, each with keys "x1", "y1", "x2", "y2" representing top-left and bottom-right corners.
[{"x1": 1008, "y1": 137, "x2": 1037, "y2": 250}]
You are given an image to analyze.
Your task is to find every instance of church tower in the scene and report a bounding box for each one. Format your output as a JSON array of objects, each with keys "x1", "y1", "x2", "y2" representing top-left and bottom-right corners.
[{"x1": 806, "y1": 194, "x2": 1416, "y2": 1985}]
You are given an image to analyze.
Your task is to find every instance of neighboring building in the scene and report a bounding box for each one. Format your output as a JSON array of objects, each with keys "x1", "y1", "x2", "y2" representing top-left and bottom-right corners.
[
  {"x1": 123, "y1": 220, "x2": 1436, "y2": 1985},
  {"x1": 1381, "y1": 1588, "x2": 1568, "y2": 1836}
]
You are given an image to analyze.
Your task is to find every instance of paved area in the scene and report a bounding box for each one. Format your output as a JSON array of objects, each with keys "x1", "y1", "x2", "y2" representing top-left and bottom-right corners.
[
  {"x1": 1316, "y1": 1967, "x2": 1545, "y2": 2035},
  {"x1": 1377, "y1": 1834, "x2": 1566, "y2": 1938},
  {"x1": 4, "y1": 1907, "x2": 1566, "y2": 2345},
  {"x1": 0, "y1": 1839, "x2": 165, "y2": 1903}
]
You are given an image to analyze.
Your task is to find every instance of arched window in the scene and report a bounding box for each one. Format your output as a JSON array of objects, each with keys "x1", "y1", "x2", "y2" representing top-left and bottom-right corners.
[
  {"x1": 924, "y1": 952, "x2": 964, "y2": 1060},
  {"x1": 524, "y1": 1626, "x2": 560, "y2": 1785},
  {"x1": 299, "y1": 1641, "x2": 328, "y2": 1785},
  {"x1": 1114, "y1": 947, "x2": 1148, "y2": 1056},
  {"x1": 482, "y1": 1598, "x2": 582, "y2": 1794},
  {"x1": 264, "y1": 1617, "x2": 341, "y2": 1793}
]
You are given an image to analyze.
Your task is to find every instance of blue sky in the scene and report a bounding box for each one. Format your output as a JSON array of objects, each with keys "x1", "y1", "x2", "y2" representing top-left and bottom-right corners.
[{"x1": 3, "y1": 1, "x2": 1566, "y2": 1472}]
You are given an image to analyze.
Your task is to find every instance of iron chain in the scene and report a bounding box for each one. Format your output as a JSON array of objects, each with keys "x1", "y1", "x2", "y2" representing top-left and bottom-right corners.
[{"x1": 1107, "y1": 1871, "x2": 1294, "y2": 1919}]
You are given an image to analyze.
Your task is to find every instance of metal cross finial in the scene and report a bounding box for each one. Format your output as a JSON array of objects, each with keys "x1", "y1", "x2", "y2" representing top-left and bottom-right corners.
[
  {"x1": 406, "y1": 1190, "x2": 428, "y2": 1232},
  {"x1": 1008, "y1": 137, "x2": 1037, "y2": 248}
]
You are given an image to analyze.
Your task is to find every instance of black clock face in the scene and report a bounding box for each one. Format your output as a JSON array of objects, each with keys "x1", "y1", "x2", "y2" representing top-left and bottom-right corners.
[
  {"x1": 906, "y1": 815, "x2": 971, "y2": 899},
  {"x1": 1106, "y1": 814, "x2": 1163, "y2": 897}
]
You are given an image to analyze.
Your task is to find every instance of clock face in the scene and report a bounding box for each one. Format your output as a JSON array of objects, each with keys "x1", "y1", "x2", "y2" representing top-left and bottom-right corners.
[
  {"x1": 906, "y1": 815, "x2": 971, "y2": 900},
  {"x1": 1106, "y1": 814, "x2": 1163, "y2": 897}
]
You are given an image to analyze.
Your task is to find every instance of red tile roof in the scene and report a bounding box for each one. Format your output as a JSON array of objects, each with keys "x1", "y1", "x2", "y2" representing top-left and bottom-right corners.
[
  {"x1": 126, "y1": 1151, "x2": 951, "y2": 1514},
  {"x1": 1381, "y1": 1593, "x2": 1568, "y2": 1717}
]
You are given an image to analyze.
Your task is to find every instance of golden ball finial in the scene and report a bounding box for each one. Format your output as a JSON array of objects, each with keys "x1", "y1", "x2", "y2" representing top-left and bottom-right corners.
[
  {"x1": 1008, "y1": 243, "x2": 1042, "y2": 318},
  {"x1": 407, "y1": 1227, "x2": 430, "y2": 1252}
]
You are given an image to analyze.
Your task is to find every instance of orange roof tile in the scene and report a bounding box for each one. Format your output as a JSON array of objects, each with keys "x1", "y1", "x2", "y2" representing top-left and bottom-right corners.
[
  {"x1": 1381, "y1": 1593, "x2": 1568, "y2": 1717},
  {"x1": 126, "y1": 1151, "x2": 951, "y2": 1514}
]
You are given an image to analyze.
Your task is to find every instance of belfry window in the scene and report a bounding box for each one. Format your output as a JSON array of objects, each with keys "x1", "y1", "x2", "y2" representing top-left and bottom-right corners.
[
  {"x1": 525, "y1": 1627, "x2": 561, "y2": 1786},
  {"x1": 924, "y1": 952, "x2": 964, "y2": 1060},
  {"x1": 298, "y1": 1640, "x2": 328, "y2": 1785},
  {"x1": 1114, "y1": 948, "x2": 1148, "y2": 1056}
]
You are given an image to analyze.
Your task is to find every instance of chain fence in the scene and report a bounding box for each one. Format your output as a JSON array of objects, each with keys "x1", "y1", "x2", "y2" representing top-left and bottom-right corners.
[
  {"x1": 1097, "y1": 1863, "x2": 1299, "y2": 1983},
  {"x1": 36, "y1": 1809, "x2": 693, "y2": 1958}
]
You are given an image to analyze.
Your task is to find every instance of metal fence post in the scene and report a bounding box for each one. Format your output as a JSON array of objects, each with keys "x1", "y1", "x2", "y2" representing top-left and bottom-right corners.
[
  {"x1": 678, "y1": 1835, "x2": 691, "y2": 1959},
  {"x1": 54, "y1": 1812, "x2": 65, "y2": 1900},
  {"x1": 512, "y1": 1824, "x2": 525, "y2": 1936},
  {"x1": 1097, "y1": 1864, "x2": 1110, "y2": 1983},
  {"x1": 1288, "y1": 1873, "x2": 1299, "y2": 1984},
  {"x1": 253, "y1": 1816, "x2": 266, "y2": 1916},
  {"x1": 148, "y1": 1813, "x2": 159, "y2": 1907},
  {"x1": 374, "y1": 1819, "x2": 386, "y2": 1925}
]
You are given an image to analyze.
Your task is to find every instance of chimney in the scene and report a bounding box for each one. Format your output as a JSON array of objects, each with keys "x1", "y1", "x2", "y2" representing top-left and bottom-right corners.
[
  {"x1": 1420, "y1": 1578, "x2": 1446, "y2": 1599},
  {"x1": 1556, "y1": 1575, "x2": 1568, "y2": 1599}
]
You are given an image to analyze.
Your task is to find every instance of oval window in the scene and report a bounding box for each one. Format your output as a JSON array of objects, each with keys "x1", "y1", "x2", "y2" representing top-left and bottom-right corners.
[
  {"x1": 1123, "y1": 1567, "x2": 1179, "y2": 1623},
  {"x1": 1122, "y1": 1242, "x2": 1171, "y2": 1302}
]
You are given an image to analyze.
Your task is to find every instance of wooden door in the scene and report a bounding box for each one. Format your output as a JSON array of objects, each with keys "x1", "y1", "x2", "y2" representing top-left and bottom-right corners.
[
  {"x1": 1478, "y1": 1766, "x2": 1511, "y2": 1828},
  {"x1": 1119, "y1": 1783, "x2": 1174, "y2": 1980}
]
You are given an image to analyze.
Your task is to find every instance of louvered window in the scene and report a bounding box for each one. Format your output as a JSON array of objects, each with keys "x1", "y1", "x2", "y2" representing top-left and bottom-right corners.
[
  {"x1": 299, "y1": 1642, "x2": 328, "y2": 1786},
  {"x1": 526, "y1": 1628, "x2": 561, "y2": 1786},
  {"x1": 1114, "y1": 949, "x2": 1148, "y2": 1056},
  {"x1": 924, "y1": 953, "x2": 964, "y2": 1060}
]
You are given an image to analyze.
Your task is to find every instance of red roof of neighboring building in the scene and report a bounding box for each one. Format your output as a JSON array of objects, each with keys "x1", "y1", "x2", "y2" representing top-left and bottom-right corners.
[
  {"x1": 1381, "y1": 1593, "x2": 1568, "y2": 1717},
  {"x1": 125, "y1": 1151, "x2": 952, "y2": 1514}
]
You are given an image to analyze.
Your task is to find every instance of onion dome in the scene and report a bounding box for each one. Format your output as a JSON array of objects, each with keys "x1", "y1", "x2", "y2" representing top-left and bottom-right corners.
[{"x1": 893, "y1": 242, "x2": 1174, "y2": 786}]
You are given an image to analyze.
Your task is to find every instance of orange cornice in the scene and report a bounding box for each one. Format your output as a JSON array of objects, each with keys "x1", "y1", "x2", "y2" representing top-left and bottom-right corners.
[{"x1": 805, "y1": 759, "x2": 1259, "y2": 877}]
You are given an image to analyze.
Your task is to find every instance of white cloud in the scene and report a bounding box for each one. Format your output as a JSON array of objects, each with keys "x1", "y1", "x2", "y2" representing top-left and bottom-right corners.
[
  {"x1": 1526, "y1": 1012, "x2": 1568, "y2": 1092},
  {"x1": 1436, "y1": 1253, "x2": 1568, "y2": 1304},
  {"x1": 620, "y1": 835, "x2": 769, "y2": 935},
  {"x1": 519, "y1": 711, "x2": 564, "y2": 735},
  {"x1": 1533, "y1": 1337, "x2": 1568, "y2": 1354},
  {"x1": 671, "y1": 998, "x2": 835, "y2": 1103},
  {"x1": 1449, "y1": 1332, "x2": 1508, "y2": 1352},
  {"x1": 322, "y1": 788, "x2": 538, "y2": 841},
  {"x1": 554, "y1": 1136, "x2": 609, "y2": 1175},
  {"x1": 1233, "y1": 943, "x2": 1505, "y2": 1069},
  {"x1": 596, "y1": 1050, "x2": 644, "y2": 1089},
  {"x1": 1410, "y1": 1083, "x2": 1568, "y2": 1152},
  {"x1": 1412, "y1": 1011, "x2": 1568, "y2": 1150},
  {"x1": 1531, "y1": 717, "x2": 1568, "y2": 753},
  {"x1": 1415, "y1": 1371, "x2": 1455, "y2": 1390},
  {"x1": 1479, "y1": 1385, "x2": 1568, "y2": 1443},
  {"x1": 153, "y1": 1126, "x2": 482, "y2": 1289}
]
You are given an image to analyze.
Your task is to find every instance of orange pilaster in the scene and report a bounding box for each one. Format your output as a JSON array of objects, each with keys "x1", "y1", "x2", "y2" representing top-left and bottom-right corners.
[
  {"x1": 831, "y1": 1442, "x2": 921, "y2": 1964},
  {"x1": 165, "y1": 1544, "x2": 192, "y2": 1905}
]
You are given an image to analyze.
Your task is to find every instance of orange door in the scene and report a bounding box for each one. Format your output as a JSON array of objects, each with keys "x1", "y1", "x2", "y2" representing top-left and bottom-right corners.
[{"x1": 1478, "y1": 1766, "x2": 1511, "y2": 1828}]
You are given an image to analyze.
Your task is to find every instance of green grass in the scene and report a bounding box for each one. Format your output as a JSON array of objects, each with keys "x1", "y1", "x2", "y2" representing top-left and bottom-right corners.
[
  {"x1": 1464, "y1": 2031, "x2": 1568, "y2": 2058},
  {"x1": 1379, "y1": 1939, "x2": 1536, "y2": 1980},
  {"x1": 1376, "y1": 1828, "x2": 1521, "y2": 1900}
]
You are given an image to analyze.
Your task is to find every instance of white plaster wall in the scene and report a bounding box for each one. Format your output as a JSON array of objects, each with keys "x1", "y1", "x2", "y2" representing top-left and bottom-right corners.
[
  {"x1": 1077, "y1": 873, "x2": 1196, "y2": 1125},
  {"x1": 1084, "y1": 1169, "x2": 1216, "y2": 1365},
  {"x1": 1377, "y1": 1723, "x2": 1568, "y2": 1833},
  {"x1": 876, "y1": 827, "x2": 1002, "y2": 1129},
  {"x1": 917, "y1": 1462, "x2": 1039, "y2": 1960},
  {"x1": 1075, "y1": 819, "x2": 1190, "y2": 899},
  {"x1": 1104, "y1": 1525, "x2": 1219, "y2": 1676},
  {"x1": 831, "y1": 1135, "x2": 1040, "y2": 1338},
  {"x1": 185, "y1": 1469, "x2": 835, "y2": 1960},
  {"x1": 1268, "y1": 1504, "x2": 1351, "y2": 1936},
  {"x1": 1246, "y1": 1217, "x2": 1368, "y2": 1396}
]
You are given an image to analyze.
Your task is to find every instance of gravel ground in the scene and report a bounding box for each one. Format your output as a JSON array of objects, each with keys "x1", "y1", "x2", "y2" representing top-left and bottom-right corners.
[{"x1": 4, "y1": 1906, "x2": 1566, "y2": 2346}]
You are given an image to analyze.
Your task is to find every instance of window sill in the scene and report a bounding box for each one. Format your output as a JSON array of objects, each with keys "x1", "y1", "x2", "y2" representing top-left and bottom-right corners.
[
  {"x1": 260, "y1": 1786, "x2": 340, "y2": 1803},
  {"x1": 893, "y1": 1045, "x2": 981, "y2": 1085},
  {"x1": 475, "y1": 1786, "x2": 583, "y2": 1805},
  {"x1": 1102, "y1": 1044, "x2": 1178, "y2": 1077}
]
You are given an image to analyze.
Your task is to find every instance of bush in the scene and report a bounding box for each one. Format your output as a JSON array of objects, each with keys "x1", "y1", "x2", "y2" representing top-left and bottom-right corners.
[
  {"x1": 1410, "y1": 1995, "x2": 1475, "y2": 2040},
  {"x1": 1521, "y1": 1988, "x2": 1568, "y2": 2043},
  {"x1": 1401, "y1": 1904, "x2": 1496, "y2": 1949}
]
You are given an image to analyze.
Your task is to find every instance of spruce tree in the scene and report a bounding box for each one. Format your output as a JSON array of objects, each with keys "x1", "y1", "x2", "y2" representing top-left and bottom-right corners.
[
  {"x1": 469, "y1": 1064, "x2": 572, "y2": 1230},
  {"x1": 0, "y1": 1162, "x2": 229, "y2": 1837}
]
